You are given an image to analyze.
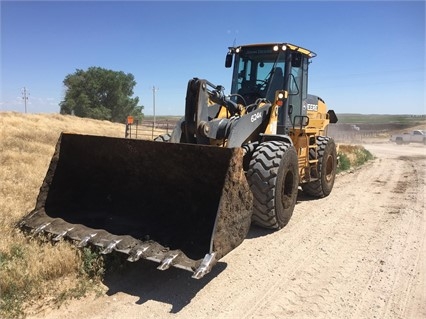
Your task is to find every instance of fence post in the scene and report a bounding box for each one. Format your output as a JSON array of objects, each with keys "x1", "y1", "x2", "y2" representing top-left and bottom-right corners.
[
  {"x1": 135, "y1": 119, "x2": 139, "y2": 139},
  {"x1": 151, "y1": 121, "x2": 154, "y2": 140},
  {"x1": 125, "y1": 116, "x2": 134, "y2": 138}
]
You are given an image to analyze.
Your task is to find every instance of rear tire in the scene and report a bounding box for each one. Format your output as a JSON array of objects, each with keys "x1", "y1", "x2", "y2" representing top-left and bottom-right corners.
[
  {"x1": 303, "y1": 136, "x2": 337, "y2": 198},
  {"x1": 247, "y1": 141, "x2": 299, "y2": 229}
]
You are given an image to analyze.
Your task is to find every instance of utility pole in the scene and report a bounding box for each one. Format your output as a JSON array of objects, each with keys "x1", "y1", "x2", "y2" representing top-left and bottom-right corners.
[
  {"x1": 152, "y1": 86, "x2": 159, "y2": 128},
  {"x1": 21, "y1": 87, "x2": 29, "y2": 113}
]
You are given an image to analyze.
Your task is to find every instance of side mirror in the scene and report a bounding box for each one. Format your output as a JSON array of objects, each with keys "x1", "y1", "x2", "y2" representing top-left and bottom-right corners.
[
  {"x1": 225, "y1": 53, "x2": 233, "y2": 68},
  {"x1": 327, "y1": 110, "x2": 338, "y2": 123}
]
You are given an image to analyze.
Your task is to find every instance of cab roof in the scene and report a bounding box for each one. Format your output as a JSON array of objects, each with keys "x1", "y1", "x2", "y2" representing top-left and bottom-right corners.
[{"x1": 231, "y1": 42, "x2": 316, "y2": 58}]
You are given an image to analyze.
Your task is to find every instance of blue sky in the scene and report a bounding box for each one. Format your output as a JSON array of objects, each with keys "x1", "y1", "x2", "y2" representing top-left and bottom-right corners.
[{"x1": 1, "y1": 1, "x2": 425, "y2": 116}]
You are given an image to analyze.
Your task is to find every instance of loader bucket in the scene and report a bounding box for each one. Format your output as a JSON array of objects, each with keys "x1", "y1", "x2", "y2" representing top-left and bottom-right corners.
[{"x1": 20, "y1": 133, "x2": 252, "y2": 279}]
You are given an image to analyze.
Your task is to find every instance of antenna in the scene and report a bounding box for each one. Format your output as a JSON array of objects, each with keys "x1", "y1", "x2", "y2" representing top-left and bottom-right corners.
[{"x1": 21, "y1": 87, "x2": 30, "y2": 113}]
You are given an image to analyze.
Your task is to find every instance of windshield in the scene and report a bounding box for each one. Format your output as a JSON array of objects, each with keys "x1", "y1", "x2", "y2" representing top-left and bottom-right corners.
[{"x1": 230, "y1": 47, "x2": 286, "y2": 105}]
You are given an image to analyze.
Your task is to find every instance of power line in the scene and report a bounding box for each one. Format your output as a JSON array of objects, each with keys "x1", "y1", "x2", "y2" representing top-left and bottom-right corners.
[{"x1": 21, "y1": 87, "x2": 29, "y2": 113}]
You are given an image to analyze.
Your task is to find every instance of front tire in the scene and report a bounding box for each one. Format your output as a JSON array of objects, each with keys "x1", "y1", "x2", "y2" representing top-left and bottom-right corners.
[
  {"x1": 247, "y1": 141, "x2": 299, "y2": 229},
  {"x1": 303, "y1": 136, "x2": 337, "y2": 198}
]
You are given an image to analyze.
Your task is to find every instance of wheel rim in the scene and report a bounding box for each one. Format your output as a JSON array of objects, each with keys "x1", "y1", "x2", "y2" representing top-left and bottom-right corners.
[
  {"x1": 325, "y1": 154, "x2": 334, "y2": 182},
  {"x1": 281, "y1": 170, "x2": 295, "y2": 210}
]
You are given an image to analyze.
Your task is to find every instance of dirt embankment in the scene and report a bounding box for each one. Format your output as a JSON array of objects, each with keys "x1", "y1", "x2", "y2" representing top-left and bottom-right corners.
[{"x1": 32, "y1": 142, "x2": 426, "y2": 319}]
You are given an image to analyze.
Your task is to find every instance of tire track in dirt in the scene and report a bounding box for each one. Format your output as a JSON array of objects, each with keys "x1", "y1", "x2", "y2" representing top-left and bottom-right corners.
[
  {"x1": 206, "y1": 176, "x2": 359, "y2": 318},
  {"x1": 226, "y1": 160, "x2": 388, "y2": 318},
  {"x1": 239, "y1": 151, "x2": 425, "y2": 319},
  {"x1": 351, "y1": 154, "x2": 425, "y2": 319},
  {"x1": 215, "y1": 171, "x2": 367, "y2": 318}
]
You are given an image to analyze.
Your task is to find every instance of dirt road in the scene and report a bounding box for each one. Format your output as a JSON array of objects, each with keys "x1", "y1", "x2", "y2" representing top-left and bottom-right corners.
[{"x1": 34, "y1": 142, "x2": 425, "y2": 319}]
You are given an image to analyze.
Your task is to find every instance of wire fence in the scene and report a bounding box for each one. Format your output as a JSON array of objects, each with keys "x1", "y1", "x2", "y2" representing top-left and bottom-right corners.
[
  {"x1": 124, "y1": 119, "x2": 421, "y2": 144},
  {"x1": 124, "y1": 119, "x2": 179, "y2": 140}
]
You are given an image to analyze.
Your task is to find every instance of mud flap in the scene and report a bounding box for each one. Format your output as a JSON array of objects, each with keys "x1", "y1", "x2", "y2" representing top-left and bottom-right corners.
[{"x1": 19, "y1": 133, "x2": 253, "y2": 279}]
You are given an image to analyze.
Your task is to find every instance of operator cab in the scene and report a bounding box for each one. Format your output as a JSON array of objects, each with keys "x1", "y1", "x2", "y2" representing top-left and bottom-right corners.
[{"x1": 225, "y1": 43, "x2": 316, "y2": 133}]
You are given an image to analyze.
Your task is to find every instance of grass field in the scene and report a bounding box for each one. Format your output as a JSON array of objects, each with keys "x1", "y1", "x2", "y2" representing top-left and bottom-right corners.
[
  {"x1": 335, "y1": 113, "x2": 426, "y2": 125},
  {"x1": 0, "y1": 112, "x2": 130, "y2": 318},
  {"x1": 0, "y1": 111, "x2": 404, "y2": 318}
]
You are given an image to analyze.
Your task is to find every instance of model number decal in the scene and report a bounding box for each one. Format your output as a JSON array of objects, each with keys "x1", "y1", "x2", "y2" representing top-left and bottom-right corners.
[
  {"x1": 307, "y1": 103, "x2": 318, "y2": 111},
  {"x1": 251, "y1": 112, "x2": 262, "y2": 122}
]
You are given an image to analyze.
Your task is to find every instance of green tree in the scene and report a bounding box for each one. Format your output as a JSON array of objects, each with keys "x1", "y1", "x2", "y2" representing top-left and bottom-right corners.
[{"x1": 60, "y1": 67, "x2": 144, "y2": 122}]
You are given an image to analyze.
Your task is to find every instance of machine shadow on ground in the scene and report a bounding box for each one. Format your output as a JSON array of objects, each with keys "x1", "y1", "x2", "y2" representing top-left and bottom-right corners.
[
  {"x1": 296, "y1": 189, "x2": 324, "y2": 203},
  {"x1": 245, "y1": 224, "x2": 274, "y2": 239},
  {"x1": 102, "y1": 256, "x2": 227, "y2": 313},
  {"x1": 99, "y1": 190, "x2": 325, "y2": 311},
  {"x1": 245, "y1": 190, "x2": 322, "y2": 239}
]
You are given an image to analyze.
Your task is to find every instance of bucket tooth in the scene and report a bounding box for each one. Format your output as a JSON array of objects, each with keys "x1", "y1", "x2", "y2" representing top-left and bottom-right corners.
[
  {"x1": 192, "y1": 252, "x2": 217, "y2": 279},
  {"x1": 157, "y1": 252, "x2": 180, "y2": 271},
  {"x1": 19, "y1": 210, "x2": 38, "y2": 228},
  {"x1": 33, "y1": 222, "x2": 51, "y2": 235},
  {"x1": 77, "y1": 233, "x2": 97, "y2": 248},
  {"x1": 52, "y1": 227, "x2": 74, "y2": 241},
  {"x1": 101, "y1": 240, "x2": 122, "y2": 254},
  {"x1": 127, "y1": 243, "x2": 151, "y2": 262}
]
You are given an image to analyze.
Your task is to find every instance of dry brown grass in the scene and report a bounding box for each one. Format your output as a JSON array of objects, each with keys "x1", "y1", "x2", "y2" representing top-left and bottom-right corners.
[{"x1": 0, "y1": 112, "x2": 132, "y2": 318}]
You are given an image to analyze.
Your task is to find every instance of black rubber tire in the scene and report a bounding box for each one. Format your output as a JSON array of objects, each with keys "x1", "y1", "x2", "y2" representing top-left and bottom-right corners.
[
  {"x1": 154, "y1": 134, "x2": 171, "y2": 142},
  {"x1": 303, "y1": 136, "x2": 337, "y2": 198},
  {"x1": 247, "y1": 140, "x2": 299, "y2": 229}
]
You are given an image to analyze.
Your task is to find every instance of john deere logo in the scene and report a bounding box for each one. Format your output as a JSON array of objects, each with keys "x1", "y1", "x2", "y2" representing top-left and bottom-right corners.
[{"x1": 307, "y1": 103, "x2": 318, "y2": 111}]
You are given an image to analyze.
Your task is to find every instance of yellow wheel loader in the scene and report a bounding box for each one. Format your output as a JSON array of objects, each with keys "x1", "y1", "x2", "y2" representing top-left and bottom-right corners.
[{"x1": 20, "y1": 43, "x2": 337, "y2": 279}]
